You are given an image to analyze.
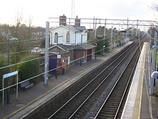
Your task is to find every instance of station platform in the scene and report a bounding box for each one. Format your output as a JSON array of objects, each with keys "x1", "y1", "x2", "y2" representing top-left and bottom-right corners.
[
  {"x1": 1, "y1": 42, "x2": 131, "y2": 119},
  {"x1": 121, "y1": 42, "x2": 158, "y2": 119},
  {"x1": 1, "y1": 41, "x2": 157, "y2": 119}
]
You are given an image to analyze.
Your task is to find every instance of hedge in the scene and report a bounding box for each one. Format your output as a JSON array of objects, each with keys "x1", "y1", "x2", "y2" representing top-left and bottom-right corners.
[{"x1": 18, "y1": 55, "x2": 39, "y2": 83}]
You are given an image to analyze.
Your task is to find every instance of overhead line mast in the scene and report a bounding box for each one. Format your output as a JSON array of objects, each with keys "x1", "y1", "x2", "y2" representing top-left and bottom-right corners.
[{"x1": 71, "y1": 0, "x2": 75, "y2": 18}]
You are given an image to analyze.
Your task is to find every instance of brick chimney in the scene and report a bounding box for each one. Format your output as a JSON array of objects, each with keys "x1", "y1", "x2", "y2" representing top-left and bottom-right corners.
[
  {"x1": 59, "y1": 15, "x2": 67, "y2": 26},
  {"x1": 75, "y1": 15, "x2": 80, "y2": 26}
]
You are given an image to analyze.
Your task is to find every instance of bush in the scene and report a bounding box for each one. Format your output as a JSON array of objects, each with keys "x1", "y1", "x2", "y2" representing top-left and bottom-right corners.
[
  {"x1": 18, "y1": 55, "x2": 39, "y2": 83},
  {"x1": 0, "y1": 57, "x2": 9, "y2": 80},
  {"x1": 96, "y1": 39, "x2": 109, "y2": 55},
  {"x1": 0, "y1": 57, "x2": 8, "y2": 98},
  {"x1": 40, "y1": 38, "x2": 45, "y2": 48}
]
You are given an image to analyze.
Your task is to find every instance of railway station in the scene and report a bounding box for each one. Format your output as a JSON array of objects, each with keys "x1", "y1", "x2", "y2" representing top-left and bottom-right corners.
[
  {"x1": 1, "y1": 41, "x2": 157, "y2": 119},
  {"x1": 1, "y1": 17, "x2": 158, "y2": 119},
  {"x1": 1, "y1": 41, "x2": 133, "y2": 119}
]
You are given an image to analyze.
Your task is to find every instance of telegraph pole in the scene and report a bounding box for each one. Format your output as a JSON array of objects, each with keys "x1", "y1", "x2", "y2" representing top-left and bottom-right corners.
[
  {"x1": 104, "y1": 19, "x2": 106, "y2": 39},
  {"x1": 44, "y1": 22, "x2": 49, "y2": 85},
  {"x1": 126, "y1": 17, "x2": 129, "y2": 39},
  {"x1": 111, "y1": 26, "x2": 114, "y2": 50}
]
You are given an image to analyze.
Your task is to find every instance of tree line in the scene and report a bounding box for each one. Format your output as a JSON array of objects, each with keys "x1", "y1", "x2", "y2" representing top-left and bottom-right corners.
[{"x1": 0, "y1": 23, "x2": 45, "y2": 93}]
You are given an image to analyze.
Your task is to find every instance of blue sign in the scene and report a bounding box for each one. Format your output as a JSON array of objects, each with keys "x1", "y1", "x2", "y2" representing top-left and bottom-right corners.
[
  {"x1": 2, "y1": 71, "x2": 19, "y2": 107},
  {"x1": 3, "y1": 71, "x2": 18, "y2": 79}
]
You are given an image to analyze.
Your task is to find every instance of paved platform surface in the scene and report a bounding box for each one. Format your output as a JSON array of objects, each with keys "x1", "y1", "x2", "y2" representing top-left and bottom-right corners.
[
  {"x1": 1, "y1": 44, "x2": 126, "y2": 119},
  {"x1": 121, "y1": 42, "x2": 149, "y2": 119},
  {"x1": 0, "y1": 42, "x2": 158, "y2": 119},
  {"x1": 121, "y1": 42, "x2": 158, "y2": 119},
  {"x1": 0, "y1": 58, "x2": 100, "y2": 119}
]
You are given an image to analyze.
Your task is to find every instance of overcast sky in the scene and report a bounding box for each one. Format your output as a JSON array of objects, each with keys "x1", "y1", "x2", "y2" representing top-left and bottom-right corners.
[{"x1": 0, "y1": 0, "x2": 157, "y2": 27}]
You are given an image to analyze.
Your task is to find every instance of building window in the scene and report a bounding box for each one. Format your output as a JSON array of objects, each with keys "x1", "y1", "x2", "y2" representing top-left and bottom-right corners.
[
  {"x1": 54, "y1": 32, "x2": 58, "y2": 43},
  {"x1": 66, "y1": 31, "x2": 70, "y2": 43}
]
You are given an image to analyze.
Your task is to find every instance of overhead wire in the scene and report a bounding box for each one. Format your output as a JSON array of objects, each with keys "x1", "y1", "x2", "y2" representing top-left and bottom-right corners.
[
  {"x1": 1, "y1": 16, "x2": 143, "y2": 92},
  {"x1": 0, "y1": 45, "x2": 110, "y2": 92}
]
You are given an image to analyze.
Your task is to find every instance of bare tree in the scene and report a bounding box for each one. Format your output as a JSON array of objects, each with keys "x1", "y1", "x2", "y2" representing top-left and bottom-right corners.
[
  {"x1": 151, "y1": 2, "x2": 158, "y2": 12},
  {"x1": 27, "y1": 15, "x2": 33, "y2": 39}
]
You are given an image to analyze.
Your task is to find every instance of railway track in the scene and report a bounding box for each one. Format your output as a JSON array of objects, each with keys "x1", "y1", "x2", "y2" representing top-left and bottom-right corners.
[
  {"x1": 39, "y1": 41, "x2": 141, "y2": 119},
  {"x1": 93, "y1": 42, "x2": 140, "y2": 119}
]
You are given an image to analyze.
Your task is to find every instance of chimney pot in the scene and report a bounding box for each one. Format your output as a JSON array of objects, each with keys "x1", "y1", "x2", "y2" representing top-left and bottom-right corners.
[
  {"x1": 59, "y1": 15, "x2": 67, "y2": 26},
  {"x1": 75, "y1": 15, "x2": 80, "y2": 26}
]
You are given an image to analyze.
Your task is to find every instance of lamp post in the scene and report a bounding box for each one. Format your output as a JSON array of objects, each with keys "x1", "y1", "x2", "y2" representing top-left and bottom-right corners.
[
  {"x1": 102, "y1": 45, "x2": 105, "y2": 56},
  {"x1": 111, "y1": 27, "x2": 116, "y2": 50},
  {"x1": 6, "y1": 36, "x2": 17, "y2": 104},
  {"x1": 6, "y1": 36, "x2": 10, "y2": 104}
]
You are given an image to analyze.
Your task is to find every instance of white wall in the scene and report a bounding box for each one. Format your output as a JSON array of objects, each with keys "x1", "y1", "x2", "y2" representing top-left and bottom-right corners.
[
  {"x1": 50, "y1": 27, "x2": 67, "y2": 44},
  {"x1": 50, "y1": 27, "x2": 87, "y2": 45},
  {"x1": 75, "y1": 32, "x2": 87, "y2": 44}
]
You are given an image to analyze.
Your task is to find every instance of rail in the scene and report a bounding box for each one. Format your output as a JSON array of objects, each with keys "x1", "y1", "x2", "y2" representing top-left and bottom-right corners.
[{"x1": 45, "y1": 42, "x2": 139, "y2": 119}]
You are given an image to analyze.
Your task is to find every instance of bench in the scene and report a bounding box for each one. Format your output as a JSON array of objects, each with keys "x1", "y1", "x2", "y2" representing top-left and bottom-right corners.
[{"x1": 20, "y1": 80, "x2": 34, "y2": 90}]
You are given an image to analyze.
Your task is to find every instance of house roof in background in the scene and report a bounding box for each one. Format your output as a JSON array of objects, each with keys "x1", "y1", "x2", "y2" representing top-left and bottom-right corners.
[{"x1": 73, "y1": 26, "x2": 86, "y2": 31}]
